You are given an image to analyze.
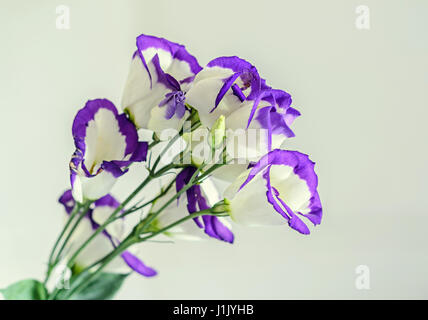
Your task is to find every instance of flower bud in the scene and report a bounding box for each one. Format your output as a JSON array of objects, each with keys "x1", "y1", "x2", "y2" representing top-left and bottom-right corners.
[
  {"x1": 211, "y1": 199, "x2": 231, "y2": 214},
  {"x1": 209, "y1": 115, "x2": 226, "y2": 149}
]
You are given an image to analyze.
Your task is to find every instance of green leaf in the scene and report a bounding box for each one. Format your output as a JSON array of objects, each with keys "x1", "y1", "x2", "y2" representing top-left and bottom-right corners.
[
  {"x1": 0, "y1": 279, "x2": 47, "y2": 300},
  {"x1": 70, "y1": 272, "x2": 128, "y2": 300}
]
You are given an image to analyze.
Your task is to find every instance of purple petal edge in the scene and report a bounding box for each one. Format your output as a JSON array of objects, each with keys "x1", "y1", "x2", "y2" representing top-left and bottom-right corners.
[
  {"x1": 121, "y1": 251, "x2": 157, "y2": 277},
  {"x1": 176, "y1": 167, "x2": 234, "y2": 243},
  {"x1": 239, "y1": 149, "x2": 322, "y2": 234}
]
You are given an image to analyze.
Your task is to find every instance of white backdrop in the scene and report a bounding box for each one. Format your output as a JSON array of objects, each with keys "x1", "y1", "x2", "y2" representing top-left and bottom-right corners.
[{"x1": 0, "y1": 0, "x2": 427, "y2": 299}]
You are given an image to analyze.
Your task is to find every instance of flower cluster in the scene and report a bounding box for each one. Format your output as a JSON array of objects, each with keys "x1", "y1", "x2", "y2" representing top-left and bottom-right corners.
[{"x1": 42, "y1": 34, "x2": 322, "y2": 299}]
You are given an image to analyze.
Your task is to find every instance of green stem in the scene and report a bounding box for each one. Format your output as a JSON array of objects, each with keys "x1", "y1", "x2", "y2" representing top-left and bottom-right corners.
[
  {"x1": 117, "y1": 177, "x2": 176, "y2": 219},
  {"x1": 139, "y1": 210, "x2": 227, "y2": 242},
  {"x1": 64, "y1": 175, "x2": 153, "y2": 270},
  {"x1": 53, "y1": 142, "x2": 186, "y2": 298},
  {"x1": 44, "y1": 203, "x2": 81, "y2": 284},
  {"x1": 52, "y1": 202, "x2": 92, "y2": 267},
  {"x1": 148, "y1": 139, "x2": 160, "y2": 149},
  {"x1": 58, "y1": 161, "x2": 222, "y2": 298},
  {"x1": 46, "y1": 203, "x2": 91, "y2": 300},
  {"x1": 63, "y1": 208, "x2": 227, "y2": 300},
  {"x1": 140, "y1": 166, "x2": 203, "y2": 232},
  {"x1": 63, "y1": 237, "x2": 137, "y2": 300},
  {"x1": 150, "y1": 134, "x2": 182, "y2": 174},
  {"x1": 52, "y1": 119, "x2": 229, "y2": 299}
]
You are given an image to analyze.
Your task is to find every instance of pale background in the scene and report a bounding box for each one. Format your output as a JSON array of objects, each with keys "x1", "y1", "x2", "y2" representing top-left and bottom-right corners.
[{"x1": 0, "y1": 0, "x2": 427, "y2": 299}]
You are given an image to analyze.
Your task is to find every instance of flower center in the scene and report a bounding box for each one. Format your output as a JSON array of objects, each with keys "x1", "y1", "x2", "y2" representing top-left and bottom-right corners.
[
  {"x1": 240, "y1": 68, "x2": 255, "y2": 90},
  {"x1": 159, "y1": 90, "x2": 187, "y2": 119}
]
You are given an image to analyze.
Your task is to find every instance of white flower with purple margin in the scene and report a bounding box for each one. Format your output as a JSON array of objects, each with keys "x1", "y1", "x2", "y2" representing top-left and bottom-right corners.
[
  {"x1": 150, "y1": 167, "x2": 234, "y2": 243},
  {"x1": 121, "y1": 34, "x2": 202, "y2": 135},
  {"x1": 186, "y1": 56, "x2": 300, "y2": 161},
  {"x1": 59, "y1": 190, "x2": 156, "y2": 276},
  {"x1": 70, "y1": 99, "x2": 147, "y2": 202},
  {"x1": 224, "y1": 150, "x2": 322, "y2": 235}
]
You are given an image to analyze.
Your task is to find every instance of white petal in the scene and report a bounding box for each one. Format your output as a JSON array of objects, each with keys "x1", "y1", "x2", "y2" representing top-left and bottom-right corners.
[
  {"x1": 225, "y1": 170, "x2": 286, "y2": 226},
  {"x1": 166, "y1": 58, "x2": 194, "y2": 81},
  {"x1": 122, "y1": 57, "x2": 169, "y2": 129},
  {"x1": 211, "y1": 164, "x2": 249, "y2": 183},
  {"x1": 92, "y1": 206, "x2": 125, "y2": 240},
  {"x1": 71, "y1": 175, "x2": 83, "y2": 203},
  {"x1": 200, "y1": 177, "x2": 221, "y2": 204},
  {"x1": 141, "y1": 47, "x2": 173, "y2": 71},
  {"x1": 151, "y1": 188, "x2": 204, "y2": 241},
  {"x1": 151, "y1": 178, "x2": 222, "y2": 241},
  {"x1": 224, "y1": 101, "x2": 277, "y2": 161},
  {"x1": 78, "y1": 170, "x2": 117, "y2": 201},
  {"x1": 223, "y1": 169, "x2": 251, "y2": 200},
  {"x1": 84, "y1": 108, "x2": 127, "y2": 173},
  {"x1": 65, "y1": 218, "x2": 127, "y2": 273},
  {"x1": 147, "y1": 106, "x2": 189, "y2": 136},
  {"x1": 186, "y1": 67, "x2": 239, "y2": 128},
  {"x1": 193, "y1": 66, "x2": 233, "y2": 82},
  {"x1": 122, "y1": 56, "x2": 152, "y2": 112},
  {"x1": 185, "y1": 127, "x2": 212, "y2": 166},
  {"x1": 270, "y1": 165, "x2": 312, "y2": 214}
]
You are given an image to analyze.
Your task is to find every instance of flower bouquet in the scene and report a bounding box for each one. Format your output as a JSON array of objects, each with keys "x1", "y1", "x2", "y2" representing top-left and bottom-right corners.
[{"x1": 1, "y1": 34, "x2": 322, "y2": 300}]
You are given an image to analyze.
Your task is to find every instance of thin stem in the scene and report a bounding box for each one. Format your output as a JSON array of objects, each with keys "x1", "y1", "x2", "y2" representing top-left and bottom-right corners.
[
  {"x1": 150, "y1": 113, "x2": 200, "y2": 173},
  {"x1": 117, "y1": 177, "x2": 176, "y2": 219},
  {"x1": 197, "y1": 164, "x2": 223, "y2": 183},
  {"x1": 150, "y1": 134, "x2": 181, "y2": 174},
  {"x1": 59, "y1": 141, "x2": 184, "y2": 281},
  {"x1": 52, "y1": 118, "x2": 227, "y2": 299},
  {"x1": 44, "y1": 203, "x2": 81, "y2": 284},
  {"x1": 148, "y1": 139, "x2": 160, "y2": 149},
  {"x1": 52, "y1": 202, "x2": 92, "y2": 266},
  {"x1": 64, "y1": 208, "x2": 227, "y2": 300},
  {"x1": 63, "y1": 237, "x2": 137, "y2": 300},
  {"x1": 113, "y1": 200, "x2": 153, "y2": 220},
  {"x1": 64, "y1": 175, "x2": 153, "y2": 270},
  {"x1": 140, "y1": 166, "x2": 203, "y2": 232},
  {"x1": 196, "y1": 145, "x2": 229, "y2": 183},
  {"x1": 139, "y1": 210, "x2": 227, "y2": 242}
]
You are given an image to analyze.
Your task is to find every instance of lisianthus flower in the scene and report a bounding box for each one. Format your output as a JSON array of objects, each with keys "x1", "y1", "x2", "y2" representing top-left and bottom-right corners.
[
  {"x1": 186, "y1": 56, "x2": 300, "y2": 162},
  {"x1": 70, "y1": 99, "x2": 147, "y2": 202},
  {"x1": 150, "y1": 167, "x2": 234, "y2": 243},
  {"x1": 59, "y1": 190, "x2": 156, "y2": 276},
  {"x1": 223, "y1": 150, "x2": 322, "y2": 235},
  {"x1": 121, "y1": 34, "x2": 202, "y2": 135}
]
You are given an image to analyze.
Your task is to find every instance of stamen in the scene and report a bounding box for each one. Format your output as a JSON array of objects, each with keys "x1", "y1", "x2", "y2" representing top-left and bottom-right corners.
[{"x1": 159, "y1": 90, "x2": 187, "y2": 119}]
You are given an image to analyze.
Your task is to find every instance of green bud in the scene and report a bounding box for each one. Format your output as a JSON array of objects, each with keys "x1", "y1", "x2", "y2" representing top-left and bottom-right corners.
[
  {"x1": 212, "y1": 199, "x2": 231, "y2": 214},
  {"x1": 209, "y1": 115, "x2": 226, "y2": 149}
]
